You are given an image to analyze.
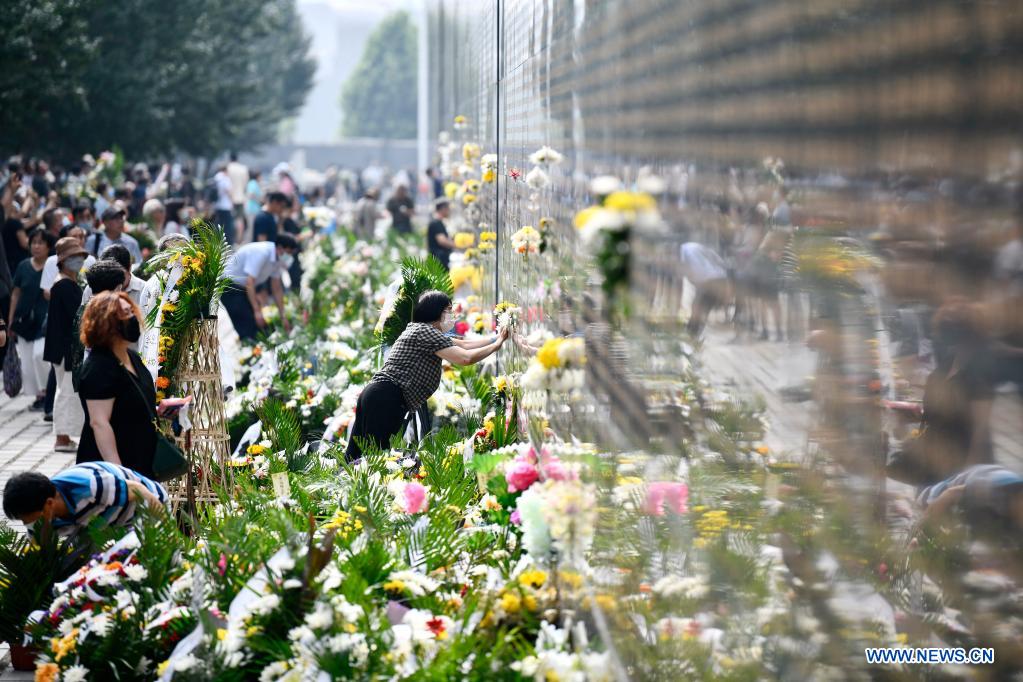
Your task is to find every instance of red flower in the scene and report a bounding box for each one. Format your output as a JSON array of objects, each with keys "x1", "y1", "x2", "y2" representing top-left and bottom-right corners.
[
  {"x1": 426, "y1": 617, "x2": 447, "y2": 637},
  {"x1": 455, "y1": 321, "x2": 469, "y2": 335},
  {"x1": 509, "y1": 168, "x2": 521, "y2": 180}
]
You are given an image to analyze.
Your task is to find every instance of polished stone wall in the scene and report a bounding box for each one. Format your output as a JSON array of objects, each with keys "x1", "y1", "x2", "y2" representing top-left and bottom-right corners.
[{"x1": 425, "y1": 0, "x2": 1023, "y2": 450}]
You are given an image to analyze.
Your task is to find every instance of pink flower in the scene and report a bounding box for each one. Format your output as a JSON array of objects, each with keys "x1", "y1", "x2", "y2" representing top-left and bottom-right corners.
[
  {"x1": 401, "y1": 482, "x2": 429, "y2": 514},
  {"x1": 510, "y1": 510, "x2": 522, "y2": 525},
  {"x1": 217, "y1": 553, "x2": 228, "y2": 576},
  {"x1": 542, "y1": 456, "x2": 570, "y2": 481},
  {"x1": 505, "y1": 459, "x2": 539, "y2": 493},
  {"x1": 523, "y1": 447, "x2": 541, "y2": 464},
  {"x1": 643, "y1": 482, "x2": 689, "y2": 516}
]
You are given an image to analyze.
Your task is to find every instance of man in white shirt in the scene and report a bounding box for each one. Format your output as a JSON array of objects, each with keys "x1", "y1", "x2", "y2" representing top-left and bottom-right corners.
[
  {"x1": 41, "y1": 226, "x2": 96, "y2": 300},
  {"x1": 213, "y1": 165, "x2": 236, "y2": 245},
  {"x1": 679, "y1": 241, "x2": 730, "y2": 335},
  {"x1": 226, "y1": 153, "x2": 249, "y2": 238},
  {"x1": 80, "y1": 243, "x2": 147, "y2": 309},
  {"x1": 221, "y1": 234, "x2": 299, "y2": 340},
  {"x1": 85, "y1": 206, "x2": 143, "y2": 266}
]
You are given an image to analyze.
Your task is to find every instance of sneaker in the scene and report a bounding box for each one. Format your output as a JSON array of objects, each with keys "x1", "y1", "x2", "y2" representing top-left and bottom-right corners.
[
  {"x1": 43, "y1": 413, "x2": 53, "y2": 422},
  {"x1": 29, "y1": 398, "x2": 45, "y2": 411},
  {"x1": 54, "y1": 442, "x2": 78, "y2": 453}
]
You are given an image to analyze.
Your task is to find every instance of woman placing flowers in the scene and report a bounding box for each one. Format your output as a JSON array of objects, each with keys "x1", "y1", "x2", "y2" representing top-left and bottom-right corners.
[{"x1": 346, "y1": 290, "x2": 509, "y2": 461}]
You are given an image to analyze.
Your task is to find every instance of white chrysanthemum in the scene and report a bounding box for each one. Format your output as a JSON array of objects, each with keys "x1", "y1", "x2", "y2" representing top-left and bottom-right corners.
[
  {"x1": 637, "y1": 172, "x2": 667, "y2": 195},
  {"x1": 652, "y1": 574, "x2": 709, "y2": 600},
  {"x1": 63, "y1": 665, "x2": 89, "y2": 682},
  {"x1": 525, "y1": 166, "x2": 550, "y2": 189},
  {"x1": 123, "y1": 564, "x2": 147, "y2": 582},
  {"x1": 248, "y1": 593, "x2": 281, "y2": 617},
  {"x1": 305, "y1": 602, "x2": 333, "y2": 630},
  {"x1": 528, "y1": 145, "x2": 564, "y2": 165},
  {"x1": 590, "y1": 175, "x2": 622, "y2": 195}
]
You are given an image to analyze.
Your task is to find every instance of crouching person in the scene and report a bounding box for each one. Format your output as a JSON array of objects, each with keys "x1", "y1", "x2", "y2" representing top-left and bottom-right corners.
[{"x1": 2, "y1": 462, "x2": 167, "y2": 537}]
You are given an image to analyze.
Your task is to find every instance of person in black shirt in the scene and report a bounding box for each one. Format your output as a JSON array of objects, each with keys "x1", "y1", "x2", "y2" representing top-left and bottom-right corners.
[
  {"x1": 426, "y1": 168, "x2": 444, "y2": 199},
  {"x1": 426, "y1": 199, "x2": 455, "y2": 270},
  {"x1": 76, "y1": 291, "x2": 158, "y2": 477},
  {"x1": 253, "y1": 191, "x2": 289, "y2": 243},
  {"x1": 3, "y1": 218, "x2": 29, "y2": 274},
  {"x1": 386, "y1": 185, "x2": 415, "y2": 234},
  {"x1": 44, "y1": 238, "x2": 86, "y2": 452}
]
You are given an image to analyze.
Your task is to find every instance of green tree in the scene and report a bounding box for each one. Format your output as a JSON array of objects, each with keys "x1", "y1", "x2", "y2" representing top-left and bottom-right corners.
[
  {"x1": 340, "y1": 11, "x2": 417, "y2": 139},
  {"x1": 0, "y1": 0, "x2": 315, "y2": 161},
  {"x1": 0, "y1": 0, "x2": 96, "y2": 155}
]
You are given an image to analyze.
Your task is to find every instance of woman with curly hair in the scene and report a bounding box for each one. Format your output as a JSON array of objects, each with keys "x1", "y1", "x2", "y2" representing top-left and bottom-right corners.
[{"x1": 76, "y1": 291, "x2": 158, "y2": 478}]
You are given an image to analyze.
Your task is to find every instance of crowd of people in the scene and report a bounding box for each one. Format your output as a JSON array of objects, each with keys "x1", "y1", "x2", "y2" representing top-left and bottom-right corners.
[{"x1": 0, "y1": 152, "x2": 452, "y2": 535}]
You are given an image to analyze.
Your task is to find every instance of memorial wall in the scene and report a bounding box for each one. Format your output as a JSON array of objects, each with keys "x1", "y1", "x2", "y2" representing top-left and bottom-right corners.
[{"x1": 426, "y1": 0, "x2": 1023, "y2": 676}]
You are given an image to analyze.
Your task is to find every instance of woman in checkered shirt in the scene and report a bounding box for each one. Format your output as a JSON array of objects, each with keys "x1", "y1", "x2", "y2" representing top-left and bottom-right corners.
[{"x1": 345, "y1": 291, "x2": 509, "y2": 461}]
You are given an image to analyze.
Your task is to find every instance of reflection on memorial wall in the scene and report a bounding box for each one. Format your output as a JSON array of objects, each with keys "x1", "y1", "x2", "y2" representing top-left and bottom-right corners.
[{"x1": 428, "y1": 0, "x2": 1023, "y2": 677}]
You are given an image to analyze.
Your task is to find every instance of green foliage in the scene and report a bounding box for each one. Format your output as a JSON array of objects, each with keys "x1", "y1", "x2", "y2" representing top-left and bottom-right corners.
[
  {"x1": 377, "y1": 255, "x2": 453, "y2": 347},
  {"x1": 3, "y1": 0, "x2": 314, "y2": 159},
  {"x1": 0, "y1": 522, "x2": 92, "y2": 644},
  {"x1": 340, "y1": 11, "x2": 418, "y2": 139}
]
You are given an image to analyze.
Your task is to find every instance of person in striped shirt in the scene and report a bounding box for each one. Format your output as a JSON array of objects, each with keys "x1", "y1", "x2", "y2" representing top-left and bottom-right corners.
[{"x1": 2, "y1": 462, "x2": 167, "y2": 536}]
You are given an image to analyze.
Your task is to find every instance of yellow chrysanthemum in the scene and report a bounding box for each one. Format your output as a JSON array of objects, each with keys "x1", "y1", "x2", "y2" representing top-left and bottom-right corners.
[
  {"x1": 453, "y1": 232, "x2": 475, "y2": 249},
  {"x1": 444, "y1": 182, "x2": 460, "y2": 199},
  {"x1": 603, "y1": 191, "x2": 656, "y2": 212},
  {"x1": 482, "y1": 168, "x2": 496, "y2": 183},
  {"x1": 536, "y1": 338, "x2": 565, "y2": 370},
  {"x1": 573, "y1": 206, "x2": 602, "y2": 230}
]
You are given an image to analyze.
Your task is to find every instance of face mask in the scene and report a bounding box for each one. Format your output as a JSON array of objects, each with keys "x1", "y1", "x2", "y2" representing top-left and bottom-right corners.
[
  {"x1": 440, "y1": 313, "x2": 455, "y2": 333},
  {"x1": 119, "y1": 317, "x2": 142, "y2": 342},
  {"x1": 64, "y1": 256, "x2": 85, "y2": 273},
  {"x1": 280, "y1": 253, "x2": 295, "y2": 269}
]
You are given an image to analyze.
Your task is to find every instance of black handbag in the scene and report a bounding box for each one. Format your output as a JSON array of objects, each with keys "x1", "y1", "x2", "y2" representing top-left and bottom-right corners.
[{"x1": 127, "y1": 365, "x2": 189, "y2": 482}]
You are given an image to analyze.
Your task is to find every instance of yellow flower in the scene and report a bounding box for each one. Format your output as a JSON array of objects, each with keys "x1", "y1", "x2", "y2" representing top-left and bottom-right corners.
[
  {"x1": 453, "y1": 232, "x2": 476, "y2": 249},
  {"x1": 462, "y1": 193, "x2": 477, "y2": 205},
  {"x1": 217, "y1": 628, "x2": 227, "y2": 641},
  {"x1": 444, "y1": 182, "x2": 459, "y2": 199},
  {"x1": 246, "y1": 625, "x2": 262, "y2": 637},
  {"x1": 603, "y1": 191, "x2": 656, "y2": 212},
  {"x1": 755, "y1": 445, "x2": 769, "y2": 455},
  {"x1": 453, "y1": 115, "x2": 466, "y2": 126},
  {"x1": 536, "y1": 338, "x2": 565, "y2": 370},
  {"x1": 247, "y1": 443, "x2": 266, "y2": 456},
  {"x1": 343, "y1": 622, "x2": 358, "y2": 634},
  {"x1": 383, "y1": 579, "x2": 406, "y2": 593},
  {"x1": 155, "y1": 661, "x2": 170, "y2": 678},
  {"x1": 573, "y1": 206, "x2": 602, "y2": 230},
  {"x1": 493, "y1": 376, "x2": 508, "y2": 394},
  {"x1": 464, "y1": 179, "x2": 481, "y2": 193},
  {"x1": 161, "y1": 302, "x2": 177, "y2": 313},
  {"x1": 559, "y1": 570, "x2": 583, "y2": 590},
  {"x1": 479, "y1": 231, "x2": 497, "y2": 242},
  {"x1": 500, "y1": 592, "x2": 521, "y2": 614},
  {"x1": 519, "y1": 569, "x2": 547, "y2": 589},
  {"x1": 482, "y1": 168, "x2": 496, "y2": 183},
  {"x1": 155, "y1": 390, "x2": 166, "y2": 402},
  {"x1": 523, "y1": 594, "x2": 538, "y2": 611}
]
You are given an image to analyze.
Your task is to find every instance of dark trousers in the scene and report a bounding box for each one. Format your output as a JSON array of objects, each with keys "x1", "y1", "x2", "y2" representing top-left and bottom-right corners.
[
  {"x1": 345, "y1": 379, "x2": 409, "y2": 462},
  {"x1": 221, "y1": 286, "x2": 258, "y2": 341},
  {"x1": 215, "y1": 209, "x2": 235, "y2": 245},
  {"x1": 44, "y1": 365, "x2": 56, "y2": 414}
]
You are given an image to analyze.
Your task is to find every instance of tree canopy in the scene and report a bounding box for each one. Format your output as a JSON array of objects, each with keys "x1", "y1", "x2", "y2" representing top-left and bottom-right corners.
[
  {"x1": 340, "y1": 11, "x2": 417, "y2": 140},
  {"x1": 0, "y1": 0, "x2": 315, "y2": 161}
]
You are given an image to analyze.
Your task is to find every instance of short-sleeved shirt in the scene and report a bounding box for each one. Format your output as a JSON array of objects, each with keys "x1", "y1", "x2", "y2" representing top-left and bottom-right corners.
[
  {"x1": 680, "y1": 242, "x2": 727, "y2": 285},
  {"x1": 252, "y1": 210, "x2": 278, "y2": 242},
  {"x1": 427, "y1": 219, "x2": 452, "y2": 268},
  {"x1": 374, "y1": 322, "x2": 454, "y2": 409},
  {"x1": 49, "y1": 462, "x2": 168, "y2": 537},
  {"x1": 224, "y1": 241, "x2": 282, "y2": 286},
  {"x1": 85, "y1": 232, "x2": 143, "y2": 266},
  {"x1": 77, "y1": 348, "x2": 158, "y2": 478},
  {"x1": 387, "y1": 196, "x2": 414, "y2": 234},
  {"x1": 12, "y1": 259, "x2": 47, "y2": 339}
]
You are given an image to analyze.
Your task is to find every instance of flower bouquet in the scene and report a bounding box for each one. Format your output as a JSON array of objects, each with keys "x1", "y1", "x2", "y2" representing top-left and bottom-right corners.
[{"x1": 510, "y1": 225, "x2": 541, "y2": 257}]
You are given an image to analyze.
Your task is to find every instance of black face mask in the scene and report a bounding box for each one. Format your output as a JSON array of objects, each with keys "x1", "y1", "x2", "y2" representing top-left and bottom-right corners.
[{"x1": 120, "y1": 317, "x2": 142, "y2": 342}]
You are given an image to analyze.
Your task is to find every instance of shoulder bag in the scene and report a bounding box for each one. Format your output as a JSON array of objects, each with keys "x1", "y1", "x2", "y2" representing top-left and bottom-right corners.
[{"x1": 126, "y1": 363, "x2": 189, "y2": 482}]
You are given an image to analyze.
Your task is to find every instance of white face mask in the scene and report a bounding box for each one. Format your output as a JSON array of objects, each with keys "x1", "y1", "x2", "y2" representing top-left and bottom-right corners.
[
  {"x1": 280, "y1": 253, "x2": 295, "y2": 270},
  {"x1": 439, "y1": 313, "x2": 454, "y2": 333}
]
